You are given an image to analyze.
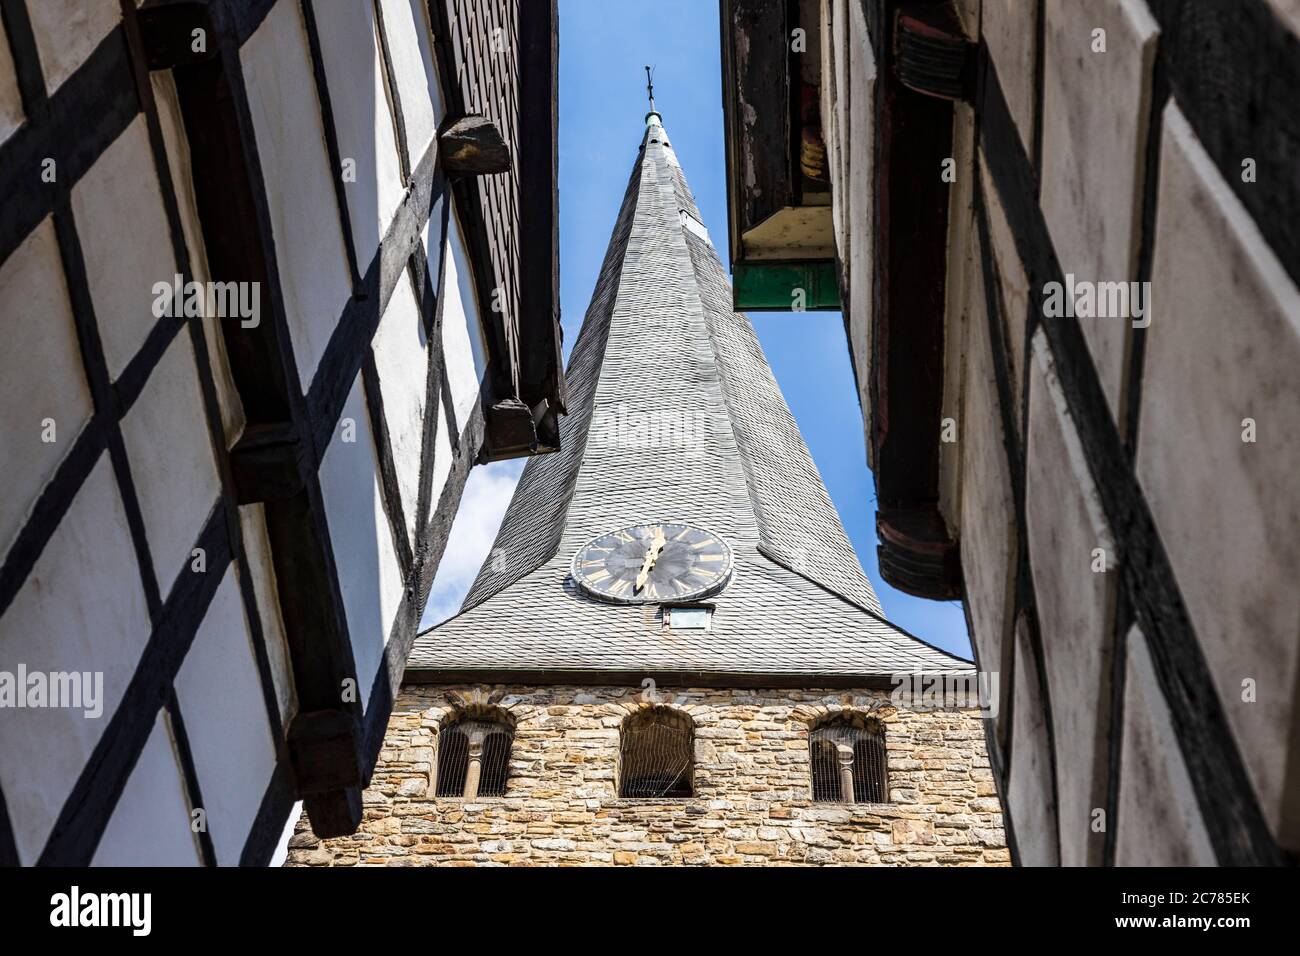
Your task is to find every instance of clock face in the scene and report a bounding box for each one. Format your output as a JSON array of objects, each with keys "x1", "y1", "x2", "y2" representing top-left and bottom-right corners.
[{"x1": 571, "y1": 523, "x2": 733, "y2": 605}]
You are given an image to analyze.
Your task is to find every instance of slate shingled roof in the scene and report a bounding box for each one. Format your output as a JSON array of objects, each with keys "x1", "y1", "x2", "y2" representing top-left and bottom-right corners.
[{"x1": 407, "y1": 119, "x2": 971, "y2": 682}]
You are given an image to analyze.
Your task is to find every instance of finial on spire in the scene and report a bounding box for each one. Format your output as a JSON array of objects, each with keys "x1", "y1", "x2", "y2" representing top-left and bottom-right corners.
[{"x1": 644, "y1": 65, "x2": 662, "y2": 128}]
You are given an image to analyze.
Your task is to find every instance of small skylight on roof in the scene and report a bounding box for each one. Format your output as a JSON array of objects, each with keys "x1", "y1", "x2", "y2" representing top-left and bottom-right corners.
[{"x1": 665, "y1": 606, "x2": 712, "y2": 631}]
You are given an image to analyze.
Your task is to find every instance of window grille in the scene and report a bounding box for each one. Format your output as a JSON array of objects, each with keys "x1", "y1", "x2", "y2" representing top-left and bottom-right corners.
[
  {"x1": 810, "y1": 715, "x2": 889, "y2": 803},
  {"x1": 435, "y1": 716, "x2": 513, "y2": 798},
  {"x1": 619, "y1": 707, "x2": 694, "y2": 798}
]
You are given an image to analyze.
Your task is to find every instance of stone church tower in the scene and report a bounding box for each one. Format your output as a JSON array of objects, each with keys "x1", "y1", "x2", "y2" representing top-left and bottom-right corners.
[{"x1": 289, "y1": 108, "x2": 1006, "y2": 866}]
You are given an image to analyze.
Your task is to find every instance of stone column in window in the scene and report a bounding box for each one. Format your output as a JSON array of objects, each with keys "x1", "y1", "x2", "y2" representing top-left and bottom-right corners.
[
  {"x1": 463, "y1": 727, "x2": 486, "y2": 799},
  {"x1": 836, "y1": 742, "x2": 855, "y2": 803}
]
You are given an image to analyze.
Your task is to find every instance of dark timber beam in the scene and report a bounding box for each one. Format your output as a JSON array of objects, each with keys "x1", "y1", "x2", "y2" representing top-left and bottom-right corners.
[
  {"x1": 869, "y1": 0, "x2": 962, "y2": 600},
  {"x1": 426, "y1": 0, "x2": 562, "y2": 463},
  {"x1": 1150, "y1": 0, "x2": 1300, "y2": 291},
  {"x1": 136, "y1": 1, "x2": 220, "y2": 70},
  {"x1": 439, "y1": 114, "x2": 511, "y2": 175},
  {"x1": 168, "y1": 8, "x2": 365, "y2": 837},
  {"x1": 427, "y1": 1, "x2": 529, "y2": 461},
  {"x1": 719, "y1": 0, "x2": 795, "y2": 265},
  {"x1": 516, "y1": 0, "x2": 564, "y2": 440},
  {"x1": 228, "y1": 422, "x2": 313, "y2": 503}
]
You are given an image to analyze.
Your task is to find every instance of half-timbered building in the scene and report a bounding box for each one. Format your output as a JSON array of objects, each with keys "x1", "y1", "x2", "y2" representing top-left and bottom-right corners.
[
  {"x1": 0, "y1": 0, "x2": 560, "y2": 865},
  {"x1": 719, "y1": 0, "x2": 1300, "y2": 865}
]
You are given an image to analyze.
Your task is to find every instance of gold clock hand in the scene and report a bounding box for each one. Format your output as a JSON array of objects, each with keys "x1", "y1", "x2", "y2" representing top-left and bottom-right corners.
[{"x1": 634, "y1": 528, "x2": 668, "y2": 592}]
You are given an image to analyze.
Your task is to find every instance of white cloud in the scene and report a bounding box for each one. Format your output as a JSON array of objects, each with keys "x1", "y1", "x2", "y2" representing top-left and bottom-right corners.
[{"x1": 419, "y1": 457, "x2": 526, "y2": 629}]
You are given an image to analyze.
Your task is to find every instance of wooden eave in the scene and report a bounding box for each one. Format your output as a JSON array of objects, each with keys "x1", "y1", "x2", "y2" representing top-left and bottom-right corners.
[
  {"x1": 719, "y1": 0, "x2": 839, "y2": 311},
  {"x1": 428, "y1": 0, "x2": 563, "y2": 463},
  {"x1": 868, "y1": 0, "x2": 969, "y2": 600}
]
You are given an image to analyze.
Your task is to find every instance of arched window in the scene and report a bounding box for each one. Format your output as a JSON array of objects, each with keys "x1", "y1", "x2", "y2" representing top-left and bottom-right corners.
[
  {"x1": 435, "y1": 712, "x2": 513, "y2": 798},
  {"x1": 810, "y1": 714, "x2": 889, "y2": 803},
  {"x1": 619, "y1": 707, "x2": 694, "y2": 798}
]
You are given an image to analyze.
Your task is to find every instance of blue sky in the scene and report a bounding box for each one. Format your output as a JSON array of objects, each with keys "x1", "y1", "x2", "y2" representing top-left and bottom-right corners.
[{"x1": 423, "y1": 0, "x2": 971, "y2": 660}]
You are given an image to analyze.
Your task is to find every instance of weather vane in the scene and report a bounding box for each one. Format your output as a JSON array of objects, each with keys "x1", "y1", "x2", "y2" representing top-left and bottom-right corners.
[{"x1": 645, "y1": 64, "x2": 656, "y2": 113}]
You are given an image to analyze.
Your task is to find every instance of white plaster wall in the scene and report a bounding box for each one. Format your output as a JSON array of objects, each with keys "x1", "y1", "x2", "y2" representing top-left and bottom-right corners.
[
  {"x1": 151, "y1": 70, "x2": 246, "y2": 443},
  {"x1": 958, "y1": 224, "x2": 1016, "y2": 715},
  {"x1": 979, "y1": 155, "x2": 1029, "y2": 435},
  {"x1": 313, "y1": 0, "x2": 405, "y2": 270},
  {"x1": 982, "y1": 0, "x2": 1038, "y2": 162},
  {"x1": 174, "y1": 566, "x2": 279, "y2": 866},
  {"x1": 1024, "y1": 330, "x2": 1116, "y2": 867},
  {"x1": 0, "y1": 218, "x2": 93, "y2": 558},
  {"x1": 1137, "y1": 104, "x2": 1300, "y2": 848},
  {"x1": 843, "y1": 0, "x2": 875, "y2": 446},
  {"x1": 378, "y1": 0, "x2": 445, "y2": 167},
  {"x1": 241, "y1": 0, "x2": 353, "y2": 392},
  {"x1": 424, "y1": 203, "x2": 490, "y2": 524},
  {"x1": 119, "y1": 333, "x2": 222, "y2": 597},
  {"x1": 0, "y1": 455, "x2": 152, "y2": 864},
  {"x1": 819, "y1": 0, "x2": 849, "y2": 256},
  {"x1": 317, "y1": 376, "x2": 403, "y2": 712},
  {"x1": 70, "y1": 115, "x2": 176, "y2": 380},
  {"x1": 0, "y1": 18, "x2": 24, "y2": 143},
  {"x1": 939, "y1": 98, "x2": 977, "y2": 530},
  {"x1": 1040, "y1": 0, "x2": 1157, "y2": 417},
  {"x1": 238, "y1": 504, "x2": 297, "y2": 727},
  {"x1": 1115, "y1": 626, "x2": 1216, "y2": 866},
  {"x1": 92, "y1": 710, "x2": 201, "y2": 866},
  {"x1": 426, "y1": 408, "x2": 456, "y2": 531},
  {"x1": 441, "y1": 206, "x2": 490, "y2": 429},
  {"x1": 25, "y1": 0, "x2": 119, "y2": 95},
  {"x1": 1006, "y1": 616, "x2": 1059, "y2": 866},
  {"x1": 372, "y1": 273, "x2": 430, "y2": 548}
]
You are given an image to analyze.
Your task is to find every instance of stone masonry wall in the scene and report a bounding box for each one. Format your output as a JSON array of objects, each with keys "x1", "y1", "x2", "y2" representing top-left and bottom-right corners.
[{"x1": 286, "y1": 684, "x2": 1007, "y2": 866}]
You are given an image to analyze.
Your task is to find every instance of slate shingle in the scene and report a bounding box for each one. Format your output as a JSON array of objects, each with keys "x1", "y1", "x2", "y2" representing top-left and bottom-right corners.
[{"x1": 409, "y1": 123, "x2": 971, "y2": 680}]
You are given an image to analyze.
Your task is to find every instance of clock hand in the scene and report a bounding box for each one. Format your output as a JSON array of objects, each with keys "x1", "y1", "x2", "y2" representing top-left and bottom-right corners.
[{"x1": 634, "y1": 528, "x2": 668, "y2": 593}]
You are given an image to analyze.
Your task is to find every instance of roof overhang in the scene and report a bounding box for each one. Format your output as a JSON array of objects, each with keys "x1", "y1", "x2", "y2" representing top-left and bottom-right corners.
[
  {"x1": 868, "y1": 1, "x2": 972, "y2": 600},
  {"x1": 720, "y1": 0, "x2": 840, "y2": 311},
  {"x1": 720, "y1": 0, "x2": 972, "y2": 599},
  {"x1": 434, "y1": 0, "x2": 564, "y2": 463},
  {"x1": 403, "y1": 667, "x2": 972, "y2": 690}
]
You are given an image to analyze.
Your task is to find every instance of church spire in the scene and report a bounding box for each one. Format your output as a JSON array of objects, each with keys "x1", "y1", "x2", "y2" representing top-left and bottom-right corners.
[
  {"x1": 408, "y1": 105, "x2": 970, "y2": 680},
  {"x1": 644, "y1": 64, "x2": 662, "y2": 128}
]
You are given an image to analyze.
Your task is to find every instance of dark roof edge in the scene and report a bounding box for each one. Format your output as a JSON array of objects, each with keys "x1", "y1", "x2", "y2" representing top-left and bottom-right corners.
[{"x1": 401, "y1": 666, "x2": 974, "y2": 690}]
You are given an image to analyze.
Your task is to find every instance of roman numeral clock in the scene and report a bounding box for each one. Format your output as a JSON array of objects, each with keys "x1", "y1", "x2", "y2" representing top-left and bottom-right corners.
[{"x1": 571, "y1": 523, "x2": 734, "y2": 604}]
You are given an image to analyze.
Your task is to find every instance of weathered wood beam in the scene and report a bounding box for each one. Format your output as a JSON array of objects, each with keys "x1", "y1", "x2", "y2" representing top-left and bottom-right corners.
[
  {"x1": 439, "y1": 115, "x2": 511, "y2": 175},
  {"x1": 870, "y1": 0, "x2": 962, "y2": 600},
  {"x1": 170, "y1": 25, "x2": 366, "y2": 839},
  {"x1": 426, "y1": 4, "x2": 528, "y2": 459},
  {"x1": 287, "y1": 709, "x2": 365, "y2": 794},
  {"x1": 895, "y1": 2, "x2": 975, "y2": 102},
  {"x1": 480, "y1": 397, "x2": 540, "y2": 462},
  {"x1": 228, "y1": 422, "x2": 312, "y2": 503},
  {"x1": 136, "y1": 1, "x2": 219, "y2": 70},
  {"x1": 720, "y1": 0, "x2": 794, "y2": 252},
  {"x1": 516, "y1": 0, "x2": 565, "y2": 418}
]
